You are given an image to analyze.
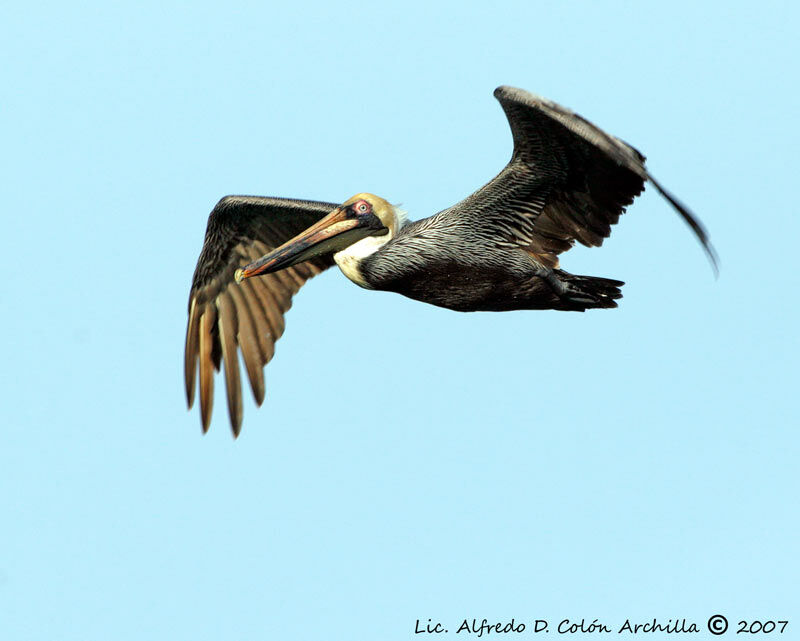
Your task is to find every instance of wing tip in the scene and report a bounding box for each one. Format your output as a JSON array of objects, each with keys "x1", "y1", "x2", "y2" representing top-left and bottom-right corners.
[{"x1": 647, "y1": 174, "x2": 720, "y2": 278}]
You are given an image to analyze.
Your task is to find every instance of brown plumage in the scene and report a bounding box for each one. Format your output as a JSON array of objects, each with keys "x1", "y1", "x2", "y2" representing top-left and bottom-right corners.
[
  {"x1": 185, "y1": 197, "x2": 337, "y2": 434},
  {"x1": 185, "y1": 87, "x2": 716, "y2": 435}
]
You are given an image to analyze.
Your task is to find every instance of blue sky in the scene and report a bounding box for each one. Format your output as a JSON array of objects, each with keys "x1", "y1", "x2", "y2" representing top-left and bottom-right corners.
[{"x1": 2, "y1": 1, "x2": 798, "y2": 639}]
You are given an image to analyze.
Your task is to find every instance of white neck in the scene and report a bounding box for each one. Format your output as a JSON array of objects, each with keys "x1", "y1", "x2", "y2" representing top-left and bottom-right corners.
[{"x1": 334, "y1": 234, "x2": 391, "y2": 288}]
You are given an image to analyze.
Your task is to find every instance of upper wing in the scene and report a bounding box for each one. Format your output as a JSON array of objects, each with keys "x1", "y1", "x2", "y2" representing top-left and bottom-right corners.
[
  {"x1": 185, "y1": 195, "x2": 338, "y2": 436},
  {"x1": 434, "y1": 86, "x2": 717, "y2": 270}
]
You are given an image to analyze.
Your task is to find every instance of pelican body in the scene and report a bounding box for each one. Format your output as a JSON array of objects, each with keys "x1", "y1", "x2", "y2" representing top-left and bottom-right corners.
[
  {"x1": 238, "y1": 193, "x2": 623, "y2": 312},
  {"x1": 185, "y1": 86, "x2": 716, "y2": 435}
]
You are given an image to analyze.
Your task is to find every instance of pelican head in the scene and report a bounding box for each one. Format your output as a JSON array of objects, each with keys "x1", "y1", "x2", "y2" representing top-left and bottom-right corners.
[{"x1": 236, "y1": 193, "x2": 401, "y2": 282}]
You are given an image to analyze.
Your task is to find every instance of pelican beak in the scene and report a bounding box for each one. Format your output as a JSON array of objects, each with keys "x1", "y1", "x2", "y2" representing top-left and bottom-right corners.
[{"x1": 235, "y1": 205, "x2": 384, "y2": 282}]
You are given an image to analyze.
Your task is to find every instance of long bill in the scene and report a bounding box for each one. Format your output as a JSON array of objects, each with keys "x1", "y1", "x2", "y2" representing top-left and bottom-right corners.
[{"x1": 235, "y1": 206, "x2": 380, "y2": 282}]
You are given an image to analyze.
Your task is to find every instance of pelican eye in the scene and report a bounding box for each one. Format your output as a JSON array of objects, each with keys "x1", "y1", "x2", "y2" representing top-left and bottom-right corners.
[{"x1": 355, "y1": 200, "x2": 371, "y2": 214}]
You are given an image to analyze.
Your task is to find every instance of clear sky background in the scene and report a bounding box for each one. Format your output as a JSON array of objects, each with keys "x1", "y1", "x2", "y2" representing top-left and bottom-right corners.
[{"x1": 2, "y1": 2, "x2": 798, "y2": 639}]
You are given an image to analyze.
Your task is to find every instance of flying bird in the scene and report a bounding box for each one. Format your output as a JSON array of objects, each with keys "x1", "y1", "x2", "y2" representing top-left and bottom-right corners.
[{"x1": 185, "y1": 86, "x2": 717, "y2": 435}]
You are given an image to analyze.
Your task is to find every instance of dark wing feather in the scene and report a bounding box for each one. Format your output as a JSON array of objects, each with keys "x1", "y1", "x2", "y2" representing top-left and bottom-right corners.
[
  {"x1": 436, "y1": 86, "x2": 717, "y2": 271},
  {"x1": 185, "y1": 196, "x2": 338, "y2": 436}
]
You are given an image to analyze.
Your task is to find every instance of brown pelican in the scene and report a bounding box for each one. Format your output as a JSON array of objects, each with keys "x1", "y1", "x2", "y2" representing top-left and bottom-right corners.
[{"x1": 185, "y1": 86, "x2": 716, "y2": 435}]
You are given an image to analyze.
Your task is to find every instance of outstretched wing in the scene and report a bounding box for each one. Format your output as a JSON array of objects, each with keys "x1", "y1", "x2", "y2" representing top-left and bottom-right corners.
[
  {"x1": 436, "y1": 86, "x2": 717, "y2": 270},
  {"x1": 185, "y1": 196, "x2": 338, "y2": 435}
]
